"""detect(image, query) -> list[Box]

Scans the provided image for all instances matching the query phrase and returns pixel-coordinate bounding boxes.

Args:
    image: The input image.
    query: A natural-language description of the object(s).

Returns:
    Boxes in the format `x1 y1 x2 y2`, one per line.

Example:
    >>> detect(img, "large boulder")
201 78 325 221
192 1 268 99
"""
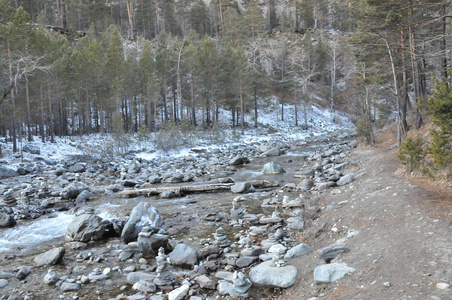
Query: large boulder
121 202 164 244
0 213 16 228
66 214 115 242
60 182 89 199
0 166 18 179
262 162 285 175
314 263 355 283
68 163 85 173
169 244 198 268
34 247 65 266
249 261 297 288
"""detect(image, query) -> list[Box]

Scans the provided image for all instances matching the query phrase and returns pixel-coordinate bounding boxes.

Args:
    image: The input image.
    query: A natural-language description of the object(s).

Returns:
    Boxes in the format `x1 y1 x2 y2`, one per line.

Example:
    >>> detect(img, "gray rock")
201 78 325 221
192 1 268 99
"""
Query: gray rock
0 271 15 279
319 243 350 262
60 282 79 291
229 156 249 165
60 182 89 199
169 244 197 268
285 243 313 259
297 179 314 190
126 272 155 285
261 148 280 157
43 270 59 285
241 247 265 257
66 214 114 242
34 247 65 266
196 275 216 290
23 144 41 154
16 266 31 279
231 182 255 194
75 190 93 202
236 256 258 268
334 162 350 171
123 179 138 187
336 173 355 186
262 162 285 175
168 283 190 300
0 279 8 288
316 181 336 191
249 260 297 288
313 263 355 283
138 233 169 256
215 271 234 282
286 216 304 230
68 163 85 173
0 213 16 228
0 166 18 179
132 280 157 293
295 169 315 177
121 202 164 244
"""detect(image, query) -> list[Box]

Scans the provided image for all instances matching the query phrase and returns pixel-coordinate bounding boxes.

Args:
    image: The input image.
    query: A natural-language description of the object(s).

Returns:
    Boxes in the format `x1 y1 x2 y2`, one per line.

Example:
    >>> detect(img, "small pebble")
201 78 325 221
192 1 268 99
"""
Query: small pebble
383 282 391 287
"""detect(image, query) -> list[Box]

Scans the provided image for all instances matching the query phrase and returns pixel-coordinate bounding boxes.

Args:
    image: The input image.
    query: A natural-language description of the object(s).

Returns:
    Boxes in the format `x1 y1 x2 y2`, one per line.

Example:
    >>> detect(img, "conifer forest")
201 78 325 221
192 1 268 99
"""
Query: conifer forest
0 0 451 172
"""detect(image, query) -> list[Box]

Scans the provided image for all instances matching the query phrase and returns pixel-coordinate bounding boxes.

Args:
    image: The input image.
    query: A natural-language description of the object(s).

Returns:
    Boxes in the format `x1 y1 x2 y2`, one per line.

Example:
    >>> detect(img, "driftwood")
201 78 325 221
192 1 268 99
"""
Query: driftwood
118 183 234 197
118 180 280 198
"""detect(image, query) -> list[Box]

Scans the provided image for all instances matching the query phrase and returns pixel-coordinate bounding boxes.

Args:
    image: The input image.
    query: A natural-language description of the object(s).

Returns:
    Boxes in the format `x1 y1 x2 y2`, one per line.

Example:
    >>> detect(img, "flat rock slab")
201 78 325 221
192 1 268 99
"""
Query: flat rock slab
34 247 65 266
314 263 355 283
285 243 313 259
169 244 197 268
249 260 297 288
319 243 349 262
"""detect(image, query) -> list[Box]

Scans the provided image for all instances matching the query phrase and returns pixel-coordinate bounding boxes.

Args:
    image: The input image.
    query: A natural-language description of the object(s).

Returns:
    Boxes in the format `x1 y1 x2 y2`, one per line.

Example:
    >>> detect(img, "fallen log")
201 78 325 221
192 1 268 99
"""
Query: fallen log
118 183 234 197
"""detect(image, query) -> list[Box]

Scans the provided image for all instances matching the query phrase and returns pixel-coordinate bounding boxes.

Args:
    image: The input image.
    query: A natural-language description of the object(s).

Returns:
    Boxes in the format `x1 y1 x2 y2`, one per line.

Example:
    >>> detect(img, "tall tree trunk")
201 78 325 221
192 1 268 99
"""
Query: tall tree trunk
254 87 258 128
40 84 45 143
400 29 409 134
441 4 448 83
25 76 33 142
47 80 54 142
240 79 244 135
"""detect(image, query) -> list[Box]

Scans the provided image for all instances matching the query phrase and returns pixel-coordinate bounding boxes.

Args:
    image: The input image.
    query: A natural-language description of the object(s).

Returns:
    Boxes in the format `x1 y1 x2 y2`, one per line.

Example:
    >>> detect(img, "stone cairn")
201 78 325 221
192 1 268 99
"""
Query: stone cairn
213 227 231 249
153 247 174 287
272 252 287 268
2 190 17 207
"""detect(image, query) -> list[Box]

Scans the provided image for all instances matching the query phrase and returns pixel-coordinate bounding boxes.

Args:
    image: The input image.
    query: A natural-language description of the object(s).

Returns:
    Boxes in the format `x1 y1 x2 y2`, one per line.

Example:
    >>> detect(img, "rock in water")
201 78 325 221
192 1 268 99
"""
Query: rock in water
66 214 114 242
121 202 164 244
34 247 65 266
169 244 198 268
313 263 355 283
43 270 59 285
262 162 285 175
249 260 297 288
0 213 16 228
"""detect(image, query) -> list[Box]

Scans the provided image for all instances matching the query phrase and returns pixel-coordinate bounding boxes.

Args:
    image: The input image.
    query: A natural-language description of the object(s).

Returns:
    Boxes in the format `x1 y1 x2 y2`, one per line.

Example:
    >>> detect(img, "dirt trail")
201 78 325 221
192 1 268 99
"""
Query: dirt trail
280 135 452 300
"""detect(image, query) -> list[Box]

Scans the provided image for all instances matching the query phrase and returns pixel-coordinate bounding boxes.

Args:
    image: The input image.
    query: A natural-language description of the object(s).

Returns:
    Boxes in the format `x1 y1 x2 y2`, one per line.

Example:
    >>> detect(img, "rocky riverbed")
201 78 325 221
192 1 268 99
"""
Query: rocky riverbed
0 129 362 300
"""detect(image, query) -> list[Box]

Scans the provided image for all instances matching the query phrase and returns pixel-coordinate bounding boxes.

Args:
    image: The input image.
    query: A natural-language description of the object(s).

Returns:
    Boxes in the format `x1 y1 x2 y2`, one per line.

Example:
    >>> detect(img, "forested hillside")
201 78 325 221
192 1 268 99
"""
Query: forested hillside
0 0 451 175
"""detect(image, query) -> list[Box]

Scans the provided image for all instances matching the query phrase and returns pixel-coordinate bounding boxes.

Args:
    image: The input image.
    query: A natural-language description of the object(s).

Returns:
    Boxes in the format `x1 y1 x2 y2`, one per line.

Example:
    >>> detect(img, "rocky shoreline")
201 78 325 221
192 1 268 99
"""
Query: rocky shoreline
0 130 359 299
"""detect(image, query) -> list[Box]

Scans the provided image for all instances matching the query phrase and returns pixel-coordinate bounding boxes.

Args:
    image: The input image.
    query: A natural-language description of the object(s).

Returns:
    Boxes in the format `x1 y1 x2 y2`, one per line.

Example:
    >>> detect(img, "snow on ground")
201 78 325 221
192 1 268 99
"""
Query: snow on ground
0 105 354 167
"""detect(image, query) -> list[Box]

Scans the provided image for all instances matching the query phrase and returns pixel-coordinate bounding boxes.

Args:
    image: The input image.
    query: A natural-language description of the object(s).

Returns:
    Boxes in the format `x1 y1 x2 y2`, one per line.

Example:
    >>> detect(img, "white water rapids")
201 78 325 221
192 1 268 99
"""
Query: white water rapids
0 213 74 252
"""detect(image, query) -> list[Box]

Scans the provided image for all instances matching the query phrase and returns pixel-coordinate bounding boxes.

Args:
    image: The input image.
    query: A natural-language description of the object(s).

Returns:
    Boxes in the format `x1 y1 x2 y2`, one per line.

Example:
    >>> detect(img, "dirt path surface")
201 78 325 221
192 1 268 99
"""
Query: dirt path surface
280 138 452 300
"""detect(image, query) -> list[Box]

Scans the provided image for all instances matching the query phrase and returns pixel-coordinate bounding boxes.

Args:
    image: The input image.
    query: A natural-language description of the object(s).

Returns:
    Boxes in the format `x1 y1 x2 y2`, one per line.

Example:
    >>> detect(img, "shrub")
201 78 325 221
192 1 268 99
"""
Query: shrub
153 121 186 153
425 80 452 172
397 136 425 172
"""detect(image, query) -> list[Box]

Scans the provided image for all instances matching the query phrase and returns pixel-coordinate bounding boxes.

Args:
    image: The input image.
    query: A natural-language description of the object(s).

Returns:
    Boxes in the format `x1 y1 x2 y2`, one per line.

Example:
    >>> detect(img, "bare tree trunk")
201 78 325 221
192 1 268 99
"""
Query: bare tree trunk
25 76 33 142
40 84 45 143
254 88 258 128
240 79 244 135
